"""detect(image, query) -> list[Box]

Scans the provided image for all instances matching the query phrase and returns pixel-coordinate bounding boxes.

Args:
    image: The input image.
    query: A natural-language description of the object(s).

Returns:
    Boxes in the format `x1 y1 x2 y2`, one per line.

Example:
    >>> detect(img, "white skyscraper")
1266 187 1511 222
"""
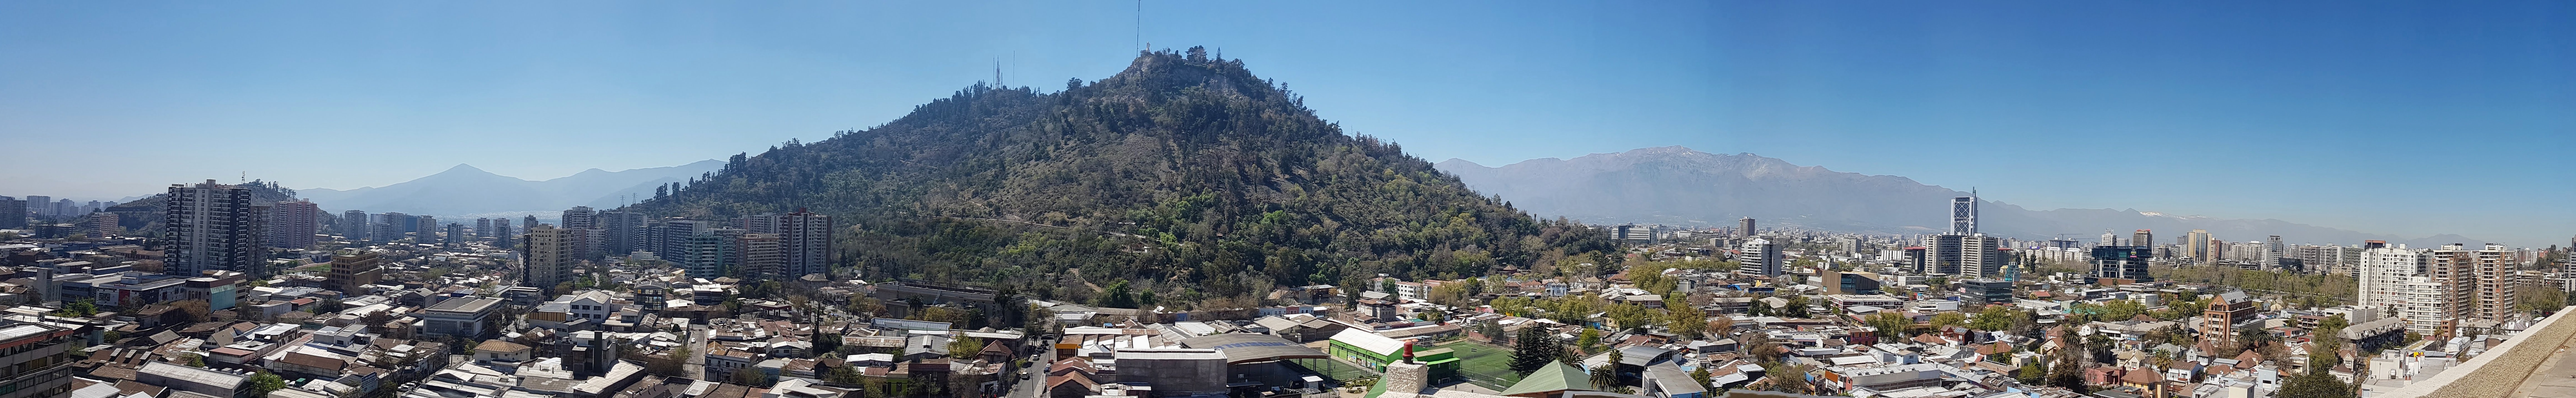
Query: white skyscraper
1949 194 1978 235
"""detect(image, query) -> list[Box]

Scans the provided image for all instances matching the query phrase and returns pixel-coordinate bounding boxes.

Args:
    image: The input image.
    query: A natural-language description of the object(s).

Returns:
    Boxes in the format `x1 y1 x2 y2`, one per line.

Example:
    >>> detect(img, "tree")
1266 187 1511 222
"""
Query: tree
1755 363 1813 394
1776 296 1810 318
730 369 776 387
169 299 213 324
948 337 984 359
1592 350 1622 388
1707 316 1736 336
1865 312 1912 340
1929 312 1969 331
1664 307 1708 339
1508 327 1557 375
1100 280 1138 309
247 372 287 396
2016 360 2046 385
1970 305 2017 331
827 365 866 384
2276 369 2356 398
1576 329 1603 354
54 299 97 317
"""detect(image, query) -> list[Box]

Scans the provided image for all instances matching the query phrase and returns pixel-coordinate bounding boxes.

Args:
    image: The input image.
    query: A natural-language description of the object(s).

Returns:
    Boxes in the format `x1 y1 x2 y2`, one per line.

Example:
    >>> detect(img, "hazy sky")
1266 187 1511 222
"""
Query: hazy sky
4 2 2569 245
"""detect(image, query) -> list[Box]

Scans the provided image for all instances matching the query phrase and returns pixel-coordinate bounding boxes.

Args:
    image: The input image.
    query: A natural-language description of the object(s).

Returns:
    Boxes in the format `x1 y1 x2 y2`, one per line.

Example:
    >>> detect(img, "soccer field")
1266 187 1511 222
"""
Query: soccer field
1439 340 1523 390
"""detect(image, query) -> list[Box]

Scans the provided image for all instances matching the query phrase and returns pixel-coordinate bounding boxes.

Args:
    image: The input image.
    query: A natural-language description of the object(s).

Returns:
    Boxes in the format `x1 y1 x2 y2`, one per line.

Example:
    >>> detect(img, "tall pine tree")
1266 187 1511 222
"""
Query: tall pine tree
1510 327 1557 375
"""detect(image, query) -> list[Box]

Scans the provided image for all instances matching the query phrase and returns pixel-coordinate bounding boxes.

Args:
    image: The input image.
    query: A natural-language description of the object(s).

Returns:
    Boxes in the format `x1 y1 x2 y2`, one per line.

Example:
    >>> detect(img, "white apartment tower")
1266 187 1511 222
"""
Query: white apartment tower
521 224 575 290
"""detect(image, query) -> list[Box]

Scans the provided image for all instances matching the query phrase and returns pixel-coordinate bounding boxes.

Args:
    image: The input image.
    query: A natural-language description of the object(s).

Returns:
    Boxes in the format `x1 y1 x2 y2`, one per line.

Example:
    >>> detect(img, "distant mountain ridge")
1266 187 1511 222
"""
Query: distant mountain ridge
1436 146 2490 247
296 160 722 216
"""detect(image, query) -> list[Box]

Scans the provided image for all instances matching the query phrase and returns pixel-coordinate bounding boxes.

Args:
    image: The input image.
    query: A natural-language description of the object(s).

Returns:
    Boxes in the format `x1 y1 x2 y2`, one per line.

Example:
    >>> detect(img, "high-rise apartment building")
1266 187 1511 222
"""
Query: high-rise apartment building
598 209 647 257
21 196 49 216
678 228 743 278
443 223 466 246
655 220 708 259
521 225 575 290
2358 245 2459 335
266 200 318 249
2183 230 2212 264
2132 230 2153 250
1738 238 1783 277
166 180 264 276
2099 230 2118 247
2295 245 2362 275
415 216 437 241
2265 236 2285 268
561 206 596 230
733 233 783 278
476 218 495 237
341 210 369 241
2436 244 2517 324
0 197 25 229
1737 218 1756 237
522 215 539 235
769 209 834 278
491 218 514 248
371 221 402 243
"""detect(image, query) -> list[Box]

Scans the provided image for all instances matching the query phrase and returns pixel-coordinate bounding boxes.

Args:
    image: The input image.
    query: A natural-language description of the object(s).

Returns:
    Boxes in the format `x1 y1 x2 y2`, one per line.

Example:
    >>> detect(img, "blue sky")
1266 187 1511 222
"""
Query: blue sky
4 1 2569 245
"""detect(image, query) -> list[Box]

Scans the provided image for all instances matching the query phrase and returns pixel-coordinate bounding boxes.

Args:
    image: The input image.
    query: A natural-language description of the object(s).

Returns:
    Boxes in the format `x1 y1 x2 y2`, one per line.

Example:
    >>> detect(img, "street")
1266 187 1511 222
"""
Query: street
1008 337 1056 398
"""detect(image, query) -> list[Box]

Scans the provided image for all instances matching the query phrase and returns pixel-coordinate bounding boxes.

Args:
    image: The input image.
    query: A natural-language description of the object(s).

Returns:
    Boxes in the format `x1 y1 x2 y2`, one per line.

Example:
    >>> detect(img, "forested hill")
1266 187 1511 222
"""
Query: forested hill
632 48 1615 306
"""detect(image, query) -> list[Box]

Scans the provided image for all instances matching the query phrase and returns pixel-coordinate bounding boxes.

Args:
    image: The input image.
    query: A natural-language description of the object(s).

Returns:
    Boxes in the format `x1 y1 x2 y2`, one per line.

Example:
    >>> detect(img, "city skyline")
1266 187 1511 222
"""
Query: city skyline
4 1 2570 245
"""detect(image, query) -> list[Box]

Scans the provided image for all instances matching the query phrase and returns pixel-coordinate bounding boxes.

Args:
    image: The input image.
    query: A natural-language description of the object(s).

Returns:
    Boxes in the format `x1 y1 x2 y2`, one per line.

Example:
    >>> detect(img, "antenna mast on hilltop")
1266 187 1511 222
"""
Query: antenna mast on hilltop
995 58 1003 88
1135 0 1143 50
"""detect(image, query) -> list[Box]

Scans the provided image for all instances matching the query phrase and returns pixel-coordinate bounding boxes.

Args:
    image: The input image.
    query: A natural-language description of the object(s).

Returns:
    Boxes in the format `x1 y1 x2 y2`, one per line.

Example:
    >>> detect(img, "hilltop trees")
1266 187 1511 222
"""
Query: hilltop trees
631 50 1617 308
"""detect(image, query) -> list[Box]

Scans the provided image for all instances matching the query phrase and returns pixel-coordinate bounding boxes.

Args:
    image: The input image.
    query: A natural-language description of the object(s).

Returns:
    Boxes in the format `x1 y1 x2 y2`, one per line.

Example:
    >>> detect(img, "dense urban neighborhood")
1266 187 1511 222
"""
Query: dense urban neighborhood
2 183 2568 398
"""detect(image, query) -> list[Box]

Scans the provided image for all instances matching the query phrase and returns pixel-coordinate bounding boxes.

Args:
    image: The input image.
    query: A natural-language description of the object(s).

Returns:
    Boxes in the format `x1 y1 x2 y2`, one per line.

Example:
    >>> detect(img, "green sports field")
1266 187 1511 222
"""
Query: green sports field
1439 340 1523 390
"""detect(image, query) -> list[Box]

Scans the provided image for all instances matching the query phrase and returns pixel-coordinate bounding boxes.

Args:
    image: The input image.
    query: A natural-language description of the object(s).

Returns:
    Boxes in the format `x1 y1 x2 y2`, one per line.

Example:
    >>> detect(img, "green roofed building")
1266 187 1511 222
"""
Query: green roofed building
1496 360 1596 398
1328 329 1407 369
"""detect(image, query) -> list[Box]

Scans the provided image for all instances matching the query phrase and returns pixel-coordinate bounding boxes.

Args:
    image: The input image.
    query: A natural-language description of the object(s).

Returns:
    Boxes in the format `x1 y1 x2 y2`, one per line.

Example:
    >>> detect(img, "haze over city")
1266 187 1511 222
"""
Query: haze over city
2 5 2573 398
5 2 2570 245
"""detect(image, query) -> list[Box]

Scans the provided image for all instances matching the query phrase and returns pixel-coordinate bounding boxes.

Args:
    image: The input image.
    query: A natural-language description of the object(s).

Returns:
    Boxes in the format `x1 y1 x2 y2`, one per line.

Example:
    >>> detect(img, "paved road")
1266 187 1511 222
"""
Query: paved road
1011 337 1056 398
684 325 709 380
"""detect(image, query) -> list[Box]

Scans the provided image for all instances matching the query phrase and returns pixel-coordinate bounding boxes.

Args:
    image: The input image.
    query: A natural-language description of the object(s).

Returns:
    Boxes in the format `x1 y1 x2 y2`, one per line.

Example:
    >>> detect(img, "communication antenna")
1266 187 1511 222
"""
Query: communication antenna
1135 0 1143 50
995 58 1003 88
240 171 247 184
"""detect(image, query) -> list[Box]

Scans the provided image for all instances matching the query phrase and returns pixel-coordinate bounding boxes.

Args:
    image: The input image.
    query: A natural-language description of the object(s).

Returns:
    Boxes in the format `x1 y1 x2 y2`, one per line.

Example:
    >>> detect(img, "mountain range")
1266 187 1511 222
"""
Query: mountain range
1436 146 2488 247
295 160 723 217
